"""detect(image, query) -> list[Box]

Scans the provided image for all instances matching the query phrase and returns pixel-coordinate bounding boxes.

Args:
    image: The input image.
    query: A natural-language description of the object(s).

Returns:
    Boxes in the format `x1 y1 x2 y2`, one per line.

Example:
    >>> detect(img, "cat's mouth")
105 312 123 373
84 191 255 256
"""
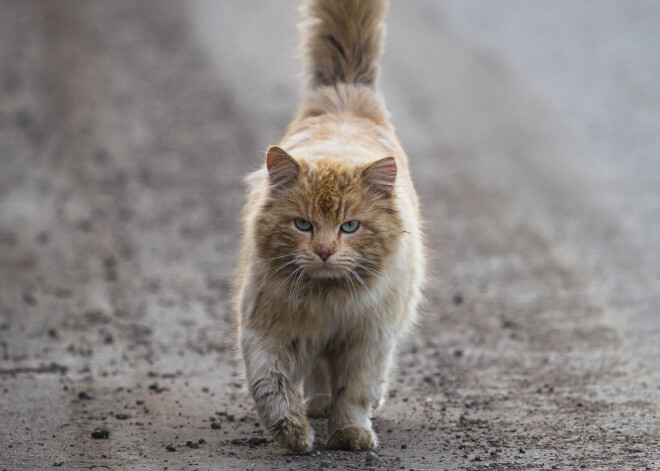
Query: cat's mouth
306 263 346 280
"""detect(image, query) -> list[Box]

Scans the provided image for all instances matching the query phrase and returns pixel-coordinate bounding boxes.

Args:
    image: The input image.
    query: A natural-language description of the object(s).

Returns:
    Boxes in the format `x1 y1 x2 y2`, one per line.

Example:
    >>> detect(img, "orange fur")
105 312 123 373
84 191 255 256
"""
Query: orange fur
236 0 425 452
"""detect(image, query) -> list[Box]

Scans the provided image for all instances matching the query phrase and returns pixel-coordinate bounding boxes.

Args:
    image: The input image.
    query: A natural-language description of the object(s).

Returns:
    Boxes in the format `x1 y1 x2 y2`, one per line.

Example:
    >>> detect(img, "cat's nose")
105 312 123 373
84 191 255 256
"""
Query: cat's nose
315 247 334 262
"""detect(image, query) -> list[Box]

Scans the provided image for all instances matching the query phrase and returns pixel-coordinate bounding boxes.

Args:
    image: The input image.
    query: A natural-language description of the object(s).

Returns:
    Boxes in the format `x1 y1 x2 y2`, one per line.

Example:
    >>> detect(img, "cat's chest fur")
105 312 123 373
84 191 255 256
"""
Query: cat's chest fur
247 261 405 336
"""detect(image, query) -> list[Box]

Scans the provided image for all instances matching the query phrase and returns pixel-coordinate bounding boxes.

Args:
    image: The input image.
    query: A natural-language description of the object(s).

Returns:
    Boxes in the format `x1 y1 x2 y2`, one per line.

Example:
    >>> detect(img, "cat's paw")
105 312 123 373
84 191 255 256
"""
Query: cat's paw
272 416 314 453
326 426 378 450
305 394 331 418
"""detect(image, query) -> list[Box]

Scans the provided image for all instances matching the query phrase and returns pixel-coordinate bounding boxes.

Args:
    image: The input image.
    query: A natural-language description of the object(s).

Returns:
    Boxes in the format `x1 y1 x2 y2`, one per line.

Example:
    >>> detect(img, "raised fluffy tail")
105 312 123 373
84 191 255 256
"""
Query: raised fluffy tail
301 0 388 90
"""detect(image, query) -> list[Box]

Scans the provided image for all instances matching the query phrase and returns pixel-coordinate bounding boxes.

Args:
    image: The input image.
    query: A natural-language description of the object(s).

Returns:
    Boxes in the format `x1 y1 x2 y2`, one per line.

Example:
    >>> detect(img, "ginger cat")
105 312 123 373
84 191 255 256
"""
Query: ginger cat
236 0 425 452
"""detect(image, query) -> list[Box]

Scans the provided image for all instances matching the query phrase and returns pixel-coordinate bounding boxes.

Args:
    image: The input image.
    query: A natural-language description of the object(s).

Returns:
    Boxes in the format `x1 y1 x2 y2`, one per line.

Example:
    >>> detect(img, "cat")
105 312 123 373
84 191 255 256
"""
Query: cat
236 0 425 452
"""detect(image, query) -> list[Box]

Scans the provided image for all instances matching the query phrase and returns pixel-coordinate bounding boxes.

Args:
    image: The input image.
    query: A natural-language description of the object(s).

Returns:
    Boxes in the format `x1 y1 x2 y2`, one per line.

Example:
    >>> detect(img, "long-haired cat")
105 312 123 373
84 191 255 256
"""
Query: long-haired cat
236 0 425 452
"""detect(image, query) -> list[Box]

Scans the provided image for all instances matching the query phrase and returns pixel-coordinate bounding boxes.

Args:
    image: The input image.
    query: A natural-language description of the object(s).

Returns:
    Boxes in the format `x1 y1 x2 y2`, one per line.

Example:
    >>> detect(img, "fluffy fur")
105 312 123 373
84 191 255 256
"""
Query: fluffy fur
236 0 425 452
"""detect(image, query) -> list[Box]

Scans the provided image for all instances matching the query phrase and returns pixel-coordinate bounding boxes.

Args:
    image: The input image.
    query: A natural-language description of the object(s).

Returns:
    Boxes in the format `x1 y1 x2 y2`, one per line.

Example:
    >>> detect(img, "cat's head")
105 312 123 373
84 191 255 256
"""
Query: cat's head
255 146 403 282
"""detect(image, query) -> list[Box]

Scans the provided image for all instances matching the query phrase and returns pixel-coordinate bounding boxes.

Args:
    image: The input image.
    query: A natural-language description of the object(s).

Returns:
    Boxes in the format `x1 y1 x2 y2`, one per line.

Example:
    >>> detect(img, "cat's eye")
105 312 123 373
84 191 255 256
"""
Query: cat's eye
294 218 313 232
340 221 360 233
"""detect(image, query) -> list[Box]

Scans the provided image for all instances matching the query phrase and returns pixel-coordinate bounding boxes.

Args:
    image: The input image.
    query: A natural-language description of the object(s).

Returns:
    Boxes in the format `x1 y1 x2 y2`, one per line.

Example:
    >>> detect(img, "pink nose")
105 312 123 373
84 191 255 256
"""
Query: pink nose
315 248 334 262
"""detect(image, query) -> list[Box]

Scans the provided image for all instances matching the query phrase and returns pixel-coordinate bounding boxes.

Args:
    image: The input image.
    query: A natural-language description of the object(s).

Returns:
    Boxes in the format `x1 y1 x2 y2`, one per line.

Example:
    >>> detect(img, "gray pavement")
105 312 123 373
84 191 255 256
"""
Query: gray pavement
0 1 658 470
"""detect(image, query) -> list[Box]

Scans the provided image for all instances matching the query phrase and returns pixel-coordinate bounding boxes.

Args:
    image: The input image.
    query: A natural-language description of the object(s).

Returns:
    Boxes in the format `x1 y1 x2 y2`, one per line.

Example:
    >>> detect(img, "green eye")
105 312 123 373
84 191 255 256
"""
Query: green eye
340 221 359 233
294 218 312 231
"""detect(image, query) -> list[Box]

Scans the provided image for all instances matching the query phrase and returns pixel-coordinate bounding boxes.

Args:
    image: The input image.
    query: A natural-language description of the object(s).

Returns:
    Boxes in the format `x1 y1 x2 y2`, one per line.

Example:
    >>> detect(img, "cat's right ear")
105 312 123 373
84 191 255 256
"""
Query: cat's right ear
266 146 300 188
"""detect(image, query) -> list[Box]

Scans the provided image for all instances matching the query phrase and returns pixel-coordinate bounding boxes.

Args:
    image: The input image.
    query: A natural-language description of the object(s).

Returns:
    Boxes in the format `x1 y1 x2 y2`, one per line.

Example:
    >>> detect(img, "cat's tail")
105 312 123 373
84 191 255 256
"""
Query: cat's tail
301 0 388 90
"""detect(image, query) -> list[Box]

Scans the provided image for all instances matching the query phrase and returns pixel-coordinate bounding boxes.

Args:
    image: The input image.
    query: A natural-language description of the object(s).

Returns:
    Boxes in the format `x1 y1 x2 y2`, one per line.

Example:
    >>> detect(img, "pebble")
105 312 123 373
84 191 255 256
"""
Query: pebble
78 392 91 400
366 451 378 465
148 382 167 393
248 437 268 446
91 427 110 439
211 422 221 430
165 445 176 452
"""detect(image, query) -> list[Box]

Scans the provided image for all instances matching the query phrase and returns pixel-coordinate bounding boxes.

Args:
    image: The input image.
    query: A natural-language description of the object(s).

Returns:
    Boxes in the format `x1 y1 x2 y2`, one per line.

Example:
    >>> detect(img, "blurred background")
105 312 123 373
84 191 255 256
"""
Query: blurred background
1 1 658 469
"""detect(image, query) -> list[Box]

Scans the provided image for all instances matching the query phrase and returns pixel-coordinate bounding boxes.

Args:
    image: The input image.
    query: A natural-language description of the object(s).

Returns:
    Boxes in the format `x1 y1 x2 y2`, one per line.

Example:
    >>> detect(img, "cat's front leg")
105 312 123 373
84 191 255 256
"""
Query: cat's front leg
326 336 395 451
241 329 314 453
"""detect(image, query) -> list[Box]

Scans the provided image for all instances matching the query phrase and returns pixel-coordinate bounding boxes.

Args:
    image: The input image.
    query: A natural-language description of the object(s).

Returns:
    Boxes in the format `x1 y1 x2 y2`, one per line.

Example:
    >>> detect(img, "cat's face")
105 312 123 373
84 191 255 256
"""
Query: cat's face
255 147 403 283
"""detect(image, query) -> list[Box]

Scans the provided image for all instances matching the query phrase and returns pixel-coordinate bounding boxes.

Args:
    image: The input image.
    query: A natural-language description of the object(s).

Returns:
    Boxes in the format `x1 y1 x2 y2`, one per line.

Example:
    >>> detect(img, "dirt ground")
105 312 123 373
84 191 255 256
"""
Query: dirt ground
0 1 658 470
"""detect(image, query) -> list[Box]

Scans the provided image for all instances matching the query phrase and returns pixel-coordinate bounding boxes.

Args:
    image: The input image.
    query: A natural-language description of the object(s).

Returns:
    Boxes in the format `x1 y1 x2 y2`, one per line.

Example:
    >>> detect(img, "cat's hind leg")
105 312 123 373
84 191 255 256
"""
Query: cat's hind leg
304 356 330 418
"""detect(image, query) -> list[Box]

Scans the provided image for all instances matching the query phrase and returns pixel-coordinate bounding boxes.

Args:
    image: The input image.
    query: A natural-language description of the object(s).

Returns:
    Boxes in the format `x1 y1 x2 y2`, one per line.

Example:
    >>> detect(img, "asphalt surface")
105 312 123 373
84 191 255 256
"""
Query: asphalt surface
1 1 658 470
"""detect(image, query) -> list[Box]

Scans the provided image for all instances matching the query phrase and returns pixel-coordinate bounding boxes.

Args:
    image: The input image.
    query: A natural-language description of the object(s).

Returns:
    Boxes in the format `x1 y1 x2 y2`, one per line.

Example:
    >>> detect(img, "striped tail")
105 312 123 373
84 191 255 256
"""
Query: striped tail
301 0 388 90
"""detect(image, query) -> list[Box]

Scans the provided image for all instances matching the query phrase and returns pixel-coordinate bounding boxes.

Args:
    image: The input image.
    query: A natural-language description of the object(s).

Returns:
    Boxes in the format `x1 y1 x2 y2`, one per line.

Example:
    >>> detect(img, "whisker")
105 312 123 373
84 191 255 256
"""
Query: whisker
345 270 359 305
264 259 297 280
354 262 380 278
260 253 298 263
353 256 408 283
350 268 375 305
257 266 302 314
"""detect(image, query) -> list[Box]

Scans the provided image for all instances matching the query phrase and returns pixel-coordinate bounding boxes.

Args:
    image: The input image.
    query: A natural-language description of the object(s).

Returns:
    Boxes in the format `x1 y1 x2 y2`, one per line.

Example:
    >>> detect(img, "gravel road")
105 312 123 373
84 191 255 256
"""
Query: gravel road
1 1 658 470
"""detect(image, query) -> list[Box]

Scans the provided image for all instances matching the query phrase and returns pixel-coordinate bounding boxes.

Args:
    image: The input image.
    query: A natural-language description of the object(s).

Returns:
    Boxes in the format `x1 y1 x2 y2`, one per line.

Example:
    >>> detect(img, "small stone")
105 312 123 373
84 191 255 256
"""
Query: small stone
519 447 526 454
401 444 408 449
23 292 37 306
198 438 206 444
248 437 268 446
116 413 129 420
148 382 167 393
186 441 199 449
165 445 176 452
366 451 378 464
91 427 110 439
53 461 63 467
78 392 91 400
453 293 463 305
211 422 221 430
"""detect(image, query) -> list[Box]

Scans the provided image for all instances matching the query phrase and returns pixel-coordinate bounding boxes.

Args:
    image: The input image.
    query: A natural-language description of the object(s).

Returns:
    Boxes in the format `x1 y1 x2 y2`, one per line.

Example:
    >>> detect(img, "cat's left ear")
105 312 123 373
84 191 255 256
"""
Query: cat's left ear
362 156 397 198
266 146 300 188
